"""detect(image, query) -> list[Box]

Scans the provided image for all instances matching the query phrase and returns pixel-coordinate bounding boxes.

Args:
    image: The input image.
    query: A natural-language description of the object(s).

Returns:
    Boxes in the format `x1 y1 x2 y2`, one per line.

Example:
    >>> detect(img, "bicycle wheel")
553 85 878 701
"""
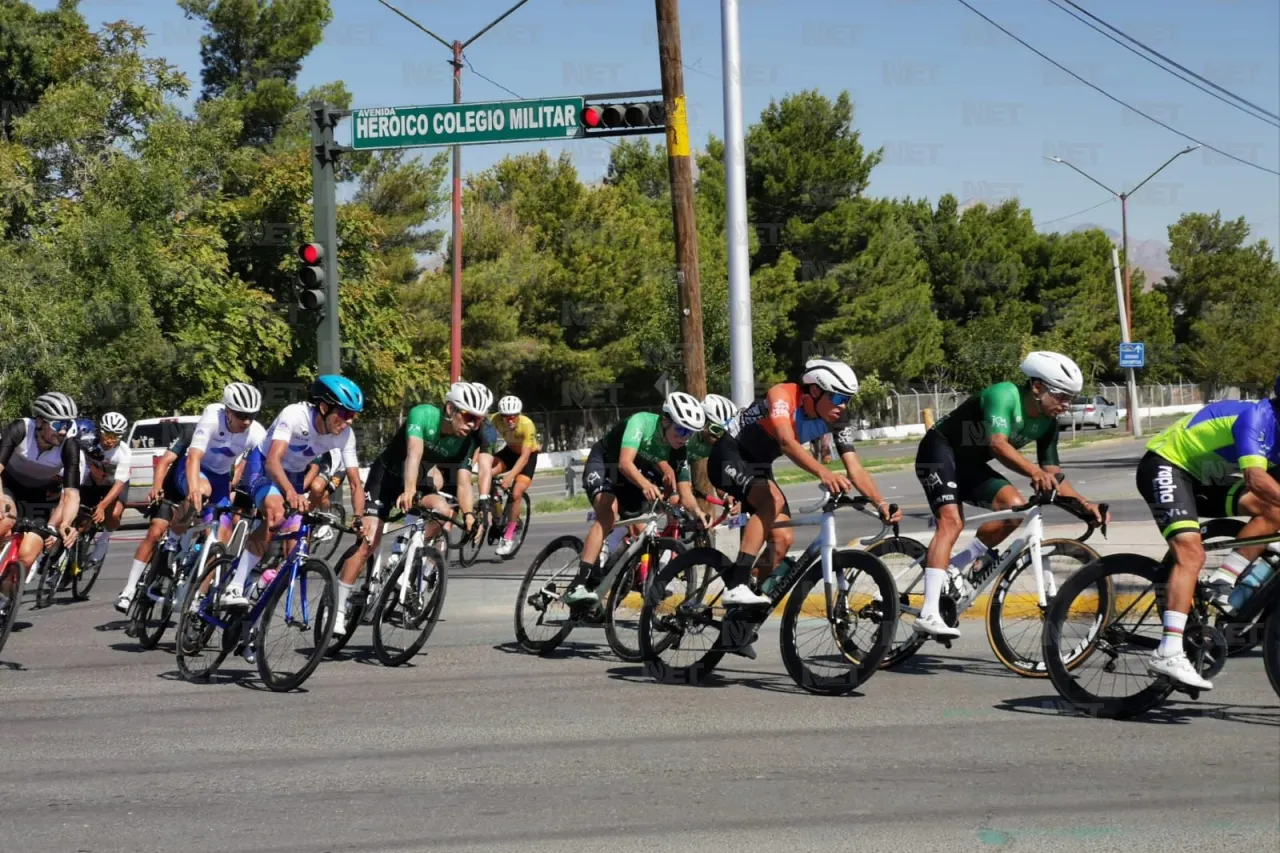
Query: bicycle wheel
865 536 929 669
371 545 447 666
1263 605 1280 699
1042 554 1176 719
0 563 23 657
638 546 730 685
34 545 67 609
780 549 899 695
175 555 238 682
987 538 1105 678
1171 518 1260 656
500 493 533 560
320 560 370 658
71 532 104 600
605 537 687 662
255 558 336 692
514 535 583 654
134 550 176 650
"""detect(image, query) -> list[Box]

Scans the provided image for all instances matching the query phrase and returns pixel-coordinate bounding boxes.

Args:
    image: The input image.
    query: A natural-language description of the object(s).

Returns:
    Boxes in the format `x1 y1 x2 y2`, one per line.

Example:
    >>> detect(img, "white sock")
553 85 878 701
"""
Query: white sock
948 540 988 570
231 549 261 590
919 567 948 620
1157 610 1188 657
90 531 111 563
121 559 148 598
1209 551 1252 586
336 581 354 614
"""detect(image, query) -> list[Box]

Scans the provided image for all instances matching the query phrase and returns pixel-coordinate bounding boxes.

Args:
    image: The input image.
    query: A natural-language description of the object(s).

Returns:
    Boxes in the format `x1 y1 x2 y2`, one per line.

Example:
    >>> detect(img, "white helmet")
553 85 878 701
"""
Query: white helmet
32 391 78 421
662 391 706 432
498 395 522 416
445 381 489 416
801 357 859 396
470 382 494 414
701 393 738 428
1020 351 1083 395
222 382 262 415
99 412 129 436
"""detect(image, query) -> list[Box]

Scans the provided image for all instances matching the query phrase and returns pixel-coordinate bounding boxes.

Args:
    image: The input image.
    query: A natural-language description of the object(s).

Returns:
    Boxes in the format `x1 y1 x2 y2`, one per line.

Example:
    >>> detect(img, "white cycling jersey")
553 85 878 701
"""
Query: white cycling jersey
80 442 132 486
264 402 359 474
186 403 267 475
0 419 81 489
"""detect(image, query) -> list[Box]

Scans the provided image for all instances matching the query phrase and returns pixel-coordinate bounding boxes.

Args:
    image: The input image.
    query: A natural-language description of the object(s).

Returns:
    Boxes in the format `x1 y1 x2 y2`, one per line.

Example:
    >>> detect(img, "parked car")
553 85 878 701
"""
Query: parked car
1058 395 1119 430
123 415 199 510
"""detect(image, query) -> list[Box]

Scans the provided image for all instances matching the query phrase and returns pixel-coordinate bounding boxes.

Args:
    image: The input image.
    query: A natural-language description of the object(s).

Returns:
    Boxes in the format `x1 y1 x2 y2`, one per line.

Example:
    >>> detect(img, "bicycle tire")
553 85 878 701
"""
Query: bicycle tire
605 537 687 662
32 544 63 609
986 538 1105 678
499 493 533 561
321 557 371 658
313 504 347 562
175 555 237 682
865 536 929 669
457 513 484 567
1263 605 1280 699
638 546 729 685
780 549 899 695
0 563 23 657
71 532 104 599
513 534 583 654
371 545 447 666
134 549 175 650
255 558 336 692
1042 554 1175 719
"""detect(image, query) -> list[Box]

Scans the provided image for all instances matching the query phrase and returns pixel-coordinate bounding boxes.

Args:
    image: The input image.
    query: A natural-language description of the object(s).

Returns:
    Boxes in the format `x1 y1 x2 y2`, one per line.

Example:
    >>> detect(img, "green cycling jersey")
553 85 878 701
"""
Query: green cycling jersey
602 411 689 479
932 381 1061 467
377 403 482 473
676 434 714 484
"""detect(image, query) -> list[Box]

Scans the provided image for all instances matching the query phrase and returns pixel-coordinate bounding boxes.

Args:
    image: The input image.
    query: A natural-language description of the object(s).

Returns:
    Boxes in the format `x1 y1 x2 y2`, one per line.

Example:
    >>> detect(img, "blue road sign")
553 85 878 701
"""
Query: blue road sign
1119 342 1145 369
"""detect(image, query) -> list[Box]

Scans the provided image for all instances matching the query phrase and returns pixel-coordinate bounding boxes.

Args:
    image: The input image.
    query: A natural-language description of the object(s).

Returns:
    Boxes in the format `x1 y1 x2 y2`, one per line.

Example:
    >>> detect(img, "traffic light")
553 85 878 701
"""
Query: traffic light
297 242 325 311
581 100 666 137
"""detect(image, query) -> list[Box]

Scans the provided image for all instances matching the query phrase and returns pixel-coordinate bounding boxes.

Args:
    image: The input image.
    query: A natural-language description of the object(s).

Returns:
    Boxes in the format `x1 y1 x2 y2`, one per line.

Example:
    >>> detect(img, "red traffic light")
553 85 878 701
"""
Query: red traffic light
582 106 602 128
298 242 323 265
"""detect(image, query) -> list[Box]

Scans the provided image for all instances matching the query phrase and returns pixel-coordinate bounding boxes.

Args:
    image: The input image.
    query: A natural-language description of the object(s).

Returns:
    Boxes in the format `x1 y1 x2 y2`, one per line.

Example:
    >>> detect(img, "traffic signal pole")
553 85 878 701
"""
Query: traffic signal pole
310 100 342 375
720 0 753 409
655 0 707 402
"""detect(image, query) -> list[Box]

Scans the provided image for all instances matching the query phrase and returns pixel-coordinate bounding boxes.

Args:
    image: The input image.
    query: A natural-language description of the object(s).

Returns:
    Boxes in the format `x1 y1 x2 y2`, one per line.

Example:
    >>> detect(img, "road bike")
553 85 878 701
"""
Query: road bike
125 497 257 649
32 506 108 608
174 508 343 692
321 501 454 666
637 491 900 695
457 478 533 566
867 477 1109 677
1042 517 1280 718
515 499 690 660
0 518 55 656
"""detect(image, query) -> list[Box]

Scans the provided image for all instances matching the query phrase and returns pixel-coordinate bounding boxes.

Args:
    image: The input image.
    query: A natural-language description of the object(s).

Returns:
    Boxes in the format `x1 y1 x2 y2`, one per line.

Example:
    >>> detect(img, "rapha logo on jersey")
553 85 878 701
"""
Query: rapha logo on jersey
1155 465 1176 503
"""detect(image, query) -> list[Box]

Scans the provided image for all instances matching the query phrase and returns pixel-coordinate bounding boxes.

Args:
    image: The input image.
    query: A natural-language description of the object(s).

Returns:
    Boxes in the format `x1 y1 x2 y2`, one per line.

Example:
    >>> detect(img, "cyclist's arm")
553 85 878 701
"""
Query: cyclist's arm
618 446 657 492
676 480 702 517
0 419 24 477
153 448 180 485
838 450 889 509
230 456 246 488
264 438 295 499
184 448 205 494
346 466 366 518
55 439 82 534
1234 405 1280 506
401 436 425 498
983 386 1044 480
772 414 828 478
474 446 493 497
302 462 321 491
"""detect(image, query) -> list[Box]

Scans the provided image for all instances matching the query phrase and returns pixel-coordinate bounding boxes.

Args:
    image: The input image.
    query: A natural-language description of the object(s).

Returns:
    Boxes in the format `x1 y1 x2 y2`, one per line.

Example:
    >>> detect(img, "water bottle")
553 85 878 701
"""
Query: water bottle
760 558 792 596
1227 558 1276 610
248 568 278 605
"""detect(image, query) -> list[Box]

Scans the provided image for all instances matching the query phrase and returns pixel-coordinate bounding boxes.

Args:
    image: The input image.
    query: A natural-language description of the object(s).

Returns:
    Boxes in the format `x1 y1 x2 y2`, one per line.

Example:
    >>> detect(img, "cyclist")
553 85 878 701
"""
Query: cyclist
335 381 488 633
304 448 343 512
711 358 900 607
226 375 366 608
913 351 1108 641
75 412 132 575
0 392 83 585
674 393 740 526
563 391 707 607
1134 386 1280 690
117 382 266 613
490 395 540 557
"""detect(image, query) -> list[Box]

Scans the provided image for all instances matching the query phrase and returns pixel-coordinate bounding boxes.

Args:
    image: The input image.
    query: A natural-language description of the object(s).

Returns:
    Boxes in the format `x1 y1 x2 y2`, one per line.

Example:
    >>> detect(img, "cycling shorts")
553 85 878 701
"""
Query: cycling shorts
914 429 1010 516
1136 450 1248 540
581 441 651 517
708 434 789 517
494 445 538 481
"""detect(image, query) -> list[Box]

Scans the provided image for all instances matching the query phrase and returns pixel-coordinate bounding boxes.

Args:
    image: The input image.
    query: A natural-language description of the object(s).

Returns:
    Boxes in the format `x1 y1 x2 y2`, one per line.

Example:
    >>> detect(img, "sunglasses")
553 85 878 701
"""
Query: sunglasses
455 410 483 425
671 424 695 439
826 392 852 406
50 419 73 433
1047 390 1073 404
227 409 256 422
332 406 358 421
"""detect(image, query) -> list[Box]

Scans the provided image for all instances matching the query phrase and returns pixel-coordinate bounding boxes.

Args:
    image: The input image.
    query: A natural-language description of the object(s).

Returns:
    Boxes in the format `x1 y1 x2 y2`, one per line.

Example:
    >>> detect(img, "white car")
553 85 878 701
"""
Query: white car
123 415 200 510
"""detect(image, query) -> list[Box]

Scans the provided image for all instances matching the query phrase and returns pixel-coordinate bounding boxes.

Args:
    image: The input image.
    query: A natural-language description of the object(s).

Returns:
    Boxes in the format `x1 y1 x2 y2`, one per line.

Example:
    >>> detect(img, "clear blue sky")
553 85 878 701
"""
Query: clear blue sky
43 0 1280 248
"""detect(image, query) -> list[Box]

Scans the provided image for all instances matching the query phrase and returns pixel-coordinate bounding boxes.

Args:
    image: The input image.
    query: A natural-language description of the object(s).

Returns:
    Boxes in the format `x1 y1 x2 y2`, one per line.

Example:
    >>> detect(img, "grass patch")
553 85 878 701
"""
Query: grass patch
532 494 591 514
772 454 916 485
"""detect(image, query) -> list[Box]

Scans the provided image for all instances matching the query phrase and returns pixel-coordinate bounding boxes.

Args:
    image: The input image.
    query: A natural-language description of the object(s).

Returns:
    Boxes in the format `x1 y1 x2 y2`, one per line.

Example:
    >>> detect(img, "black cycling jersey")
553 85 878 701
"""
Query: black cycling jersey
0 418 82 489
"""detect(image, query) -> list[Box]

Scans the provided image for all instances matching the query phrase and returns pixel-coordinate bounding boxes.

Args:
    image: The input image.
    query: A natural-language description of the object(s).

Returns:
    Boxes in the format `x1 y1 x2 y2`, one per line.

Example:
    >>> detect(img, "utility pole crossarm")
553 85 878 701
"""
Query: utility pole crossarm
372 0 452 49
465 0 533 47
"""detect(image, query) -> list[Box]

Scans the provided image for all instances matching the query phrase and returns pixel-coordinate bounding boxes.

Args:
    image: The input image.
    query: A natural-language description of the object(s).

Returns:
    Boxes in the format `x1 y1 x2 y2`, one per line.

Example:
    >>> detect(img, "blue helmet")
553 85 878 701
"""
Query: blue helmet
73 417 97 448
309 374 364 413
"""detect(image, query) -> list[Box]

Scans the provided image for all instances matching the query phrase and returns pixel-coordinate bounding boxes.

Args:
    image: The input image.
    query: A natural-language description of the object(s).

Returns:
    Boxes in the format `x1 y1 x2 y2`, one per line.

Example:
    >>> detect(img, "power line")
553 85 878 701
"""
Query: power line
461 54 524 100
1034 196 1115 228
1054 0 1280 123
949 0 1280 177
1044 0 1278 127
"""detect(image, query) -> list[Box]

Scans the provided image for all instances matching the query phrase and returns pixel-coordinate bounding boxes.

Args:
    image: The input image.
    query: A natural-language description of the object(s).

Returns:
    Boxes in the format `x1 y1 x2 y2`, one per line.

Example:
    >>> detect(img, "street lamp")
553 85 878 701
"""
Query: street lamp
1045 145 1198 337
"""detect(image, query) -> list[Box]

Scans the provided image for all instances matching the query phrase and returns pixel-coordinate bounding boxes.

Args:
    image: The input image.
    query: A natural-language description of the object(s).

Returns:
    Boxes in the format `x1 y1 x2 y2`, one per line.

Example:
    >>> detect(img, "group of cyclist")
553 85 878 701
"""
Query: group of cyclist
4 346 1279 694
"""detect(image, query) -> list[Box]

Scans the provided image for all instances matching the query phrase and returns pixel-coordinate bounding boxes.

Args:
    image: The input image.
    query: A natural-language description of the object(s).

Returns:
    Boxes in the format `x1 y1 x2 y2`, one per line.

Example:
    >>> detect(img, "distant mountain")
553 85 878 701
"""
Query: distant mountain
1068 223 1172 289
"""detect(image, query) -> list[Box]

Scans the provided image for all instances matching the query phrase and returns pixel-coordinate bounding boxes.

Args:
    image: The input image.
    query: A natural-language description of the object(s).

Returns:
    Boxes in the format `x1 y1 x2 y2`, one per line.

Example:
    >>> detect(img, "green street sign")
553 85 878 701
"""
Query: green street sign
351 97 586 150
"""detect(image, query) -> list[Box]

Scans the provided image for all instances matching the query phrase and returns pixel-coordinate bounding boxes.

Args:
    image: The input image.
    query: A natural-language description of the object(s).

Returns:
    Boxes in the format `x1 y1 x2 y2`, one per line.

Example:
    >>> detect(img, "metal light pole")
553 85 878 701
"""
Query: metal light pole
721 0 753 408
375 0 533 383
1045 145 1198 433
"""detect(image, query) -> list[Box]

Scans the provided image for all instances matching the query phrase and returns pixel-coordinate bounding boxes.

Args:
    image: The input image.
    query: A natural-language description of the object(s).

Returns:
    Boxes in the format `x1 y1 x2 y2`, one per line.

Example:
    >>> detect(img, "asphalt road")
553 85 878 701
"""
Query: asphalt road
2 429 1276 853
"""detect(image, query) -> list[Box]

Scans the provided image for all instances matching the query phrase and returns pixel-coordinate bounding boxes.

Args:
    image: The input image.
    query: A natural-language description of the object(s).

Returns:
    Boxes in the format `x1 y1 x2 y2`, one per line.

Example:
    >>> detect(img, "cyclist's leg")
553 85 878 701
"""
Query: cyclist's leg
1204 477 1280 590
335 462 395 627
16 491 57 579
709 436 781 605
224 474 288 605
1135 451 1212 688
914 430 970 637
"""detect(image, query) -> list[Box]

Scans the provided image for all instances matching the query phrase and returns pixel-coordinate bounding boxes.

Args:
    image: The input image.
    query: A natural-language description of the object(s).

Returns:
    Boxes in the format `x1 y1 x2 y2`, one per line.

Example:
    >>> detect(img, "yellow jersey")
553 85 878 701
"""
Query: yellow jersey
491 413 541 453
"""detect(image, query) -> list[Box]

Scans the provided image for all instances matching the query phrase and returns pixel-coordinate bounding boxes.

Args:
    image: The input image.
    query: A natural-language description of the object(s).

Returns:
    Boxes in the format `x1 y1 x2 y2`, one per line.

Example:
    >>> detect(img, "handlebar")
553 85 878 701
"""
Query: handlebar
787 489 900 546
1007 473 1109 542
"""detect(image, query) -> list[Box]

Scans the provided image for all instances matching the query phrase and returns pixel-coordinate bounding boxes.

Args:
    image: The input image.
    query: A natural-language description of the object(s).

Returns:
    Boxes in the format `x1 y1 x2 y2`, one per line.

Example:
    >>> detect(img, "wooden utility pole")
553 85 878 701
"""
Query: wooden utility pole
655 0 707 402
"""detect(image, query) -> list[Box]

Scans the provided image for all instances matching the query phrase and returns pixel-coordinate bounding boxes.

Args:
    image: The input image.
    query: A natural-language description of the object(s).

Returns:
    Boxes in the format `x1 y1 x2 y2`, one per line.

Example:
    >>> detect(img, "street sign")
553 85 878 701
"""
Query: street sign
1119 342 1145 369
351 97 586 151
